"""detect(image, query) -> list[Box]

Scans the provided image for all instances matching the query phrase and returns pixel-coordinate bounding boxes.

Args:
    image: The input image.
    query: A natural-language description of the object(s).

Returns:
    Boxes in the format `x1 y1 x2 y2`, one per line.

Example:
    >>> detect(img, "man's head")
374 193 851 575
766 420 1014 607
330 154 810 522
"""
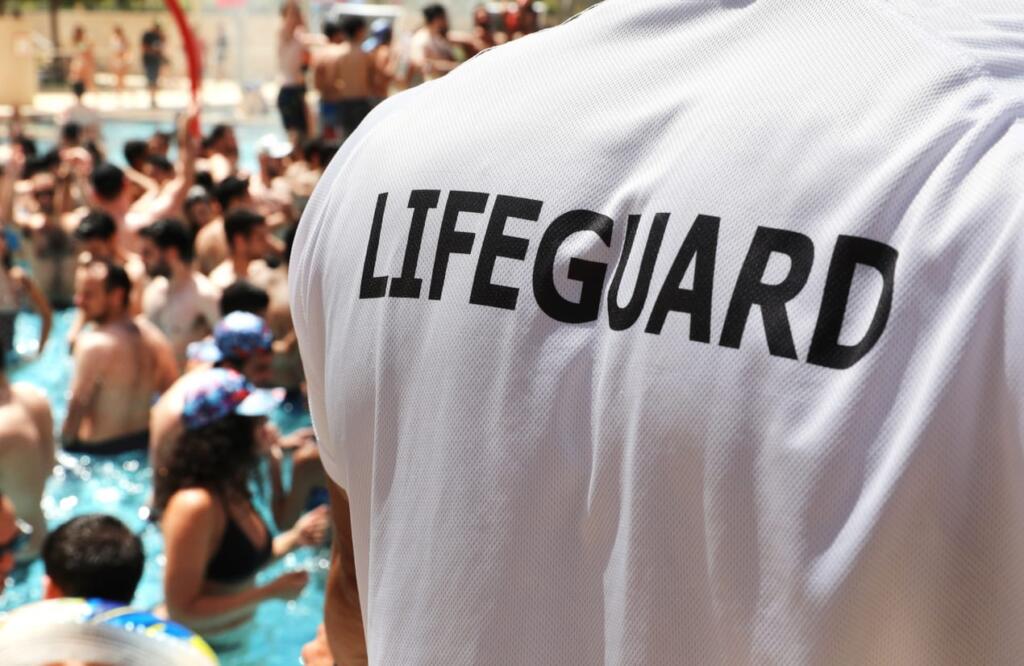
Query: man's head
214 175 252 213
423 4 448 34
205 124 238 159
474 4 490 29
184 185 218 230
224 209 269 262
145 154 175 185
89 163 129 211
257 135 292 180
71 80 86 100
30 172 57 215
138 218 193 278
73 210 118 260
148 131 172 157
0 493 24 594
41 514 144 605
60 122 82 148
220 280 270 319
342 16 368 42
74 260 131 324
123 140 149 172
324 20 344 43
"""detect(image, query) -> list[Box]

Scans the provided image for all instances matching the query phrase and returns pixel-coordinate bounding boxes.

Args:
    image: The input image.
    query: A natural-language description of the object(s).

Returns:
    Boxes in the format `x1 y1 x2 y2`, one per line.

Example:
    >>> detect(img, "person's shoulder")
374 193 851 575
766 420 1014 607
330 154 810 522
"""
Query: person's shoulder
191 271 221 298
10 382 49 414
164 487 221 522
75 328 117 354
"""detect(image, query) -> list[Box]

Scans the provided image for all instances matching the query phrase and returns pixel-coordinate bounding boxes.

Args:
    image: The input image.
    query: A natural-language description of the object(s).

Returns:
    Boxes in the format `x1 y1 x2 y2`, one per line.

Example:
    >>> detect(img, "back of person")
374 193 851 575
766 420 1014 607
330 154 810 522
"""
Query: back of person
291 1 1024 663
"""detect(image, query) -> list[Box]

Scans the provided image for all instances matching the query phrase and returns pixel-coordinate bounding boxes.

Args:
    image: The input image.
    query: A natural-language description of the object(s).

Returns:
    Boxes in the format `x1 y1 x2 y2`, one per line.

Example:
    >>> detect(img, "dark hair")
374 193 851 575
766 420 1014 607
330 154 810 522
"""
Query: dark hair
139 218 194 263
154 413 260 513
220 280 270 317
42 515 144 604
74 210 117 241
206 124 233 146
318 140 341 167
214 175 249 211
146 154 174 174
16 135 37 159
24 150 60 179
90 163 126 202
71 81 86 98
323 21 342 39
224 209 265 247
341 16 366 39
423 4 446 23
151 130 173 147
123 140 149 170
300 137 323 163
91 260 131 307
284 224 297 265
194 171 215 193
61 122 82 146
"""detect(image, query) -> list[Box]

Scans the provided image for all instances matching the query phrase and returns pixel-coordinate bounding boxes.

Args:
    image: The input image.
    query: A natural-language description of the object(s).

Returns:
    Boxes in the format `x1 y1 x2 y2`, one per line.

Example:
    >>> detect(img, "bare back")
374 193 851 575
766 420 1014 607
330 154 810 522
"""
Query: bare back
70 316 176 444
0 382 54 559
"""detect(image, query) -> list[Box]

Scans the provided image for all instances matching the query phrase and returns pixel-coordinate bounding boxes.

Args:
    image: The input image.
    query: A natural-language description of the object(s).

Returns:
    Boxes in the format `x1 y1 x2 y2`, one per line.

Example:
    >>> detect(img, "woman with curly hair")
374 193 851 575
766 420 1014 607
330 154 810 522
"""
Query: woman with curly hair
155 368 327 644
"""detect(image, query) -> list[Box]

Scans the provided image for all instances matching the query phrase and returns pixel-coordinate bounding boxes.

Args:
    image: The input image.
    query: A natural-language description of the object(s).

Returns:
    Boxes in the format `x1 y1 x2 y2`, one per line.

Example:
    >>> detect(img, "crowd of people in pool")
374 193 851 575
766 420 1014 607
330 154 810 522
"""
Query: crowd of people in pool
0 1 545 662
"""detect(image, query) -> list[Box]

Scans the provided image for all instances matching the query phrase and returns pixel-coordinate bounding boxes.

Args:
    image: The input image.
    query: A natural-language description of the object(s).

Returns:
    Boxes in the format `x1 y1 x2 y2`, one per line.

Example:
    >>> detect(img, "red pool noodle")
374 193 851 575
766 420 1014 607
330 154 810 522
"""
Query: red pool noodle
164 0 203 136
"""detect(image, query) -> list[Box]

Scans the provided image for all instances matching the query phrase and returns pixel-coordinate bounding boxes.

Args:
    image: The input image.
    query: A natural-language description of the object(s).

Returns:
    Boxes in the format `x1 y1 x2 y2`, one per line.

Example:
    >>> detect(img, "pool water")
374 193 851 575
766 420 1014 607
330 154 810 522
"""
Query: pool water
0 310 328 665
24 114 285 175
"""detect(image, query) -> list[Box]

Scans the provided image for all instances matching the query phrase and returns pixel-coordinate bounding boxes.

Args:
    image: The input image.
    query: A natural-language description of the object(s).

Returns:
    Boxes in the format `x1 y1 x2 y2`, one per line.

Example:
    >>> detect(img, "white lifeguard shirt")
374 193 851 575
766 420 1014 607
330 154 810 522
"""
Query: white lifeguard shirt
291 1 1024 663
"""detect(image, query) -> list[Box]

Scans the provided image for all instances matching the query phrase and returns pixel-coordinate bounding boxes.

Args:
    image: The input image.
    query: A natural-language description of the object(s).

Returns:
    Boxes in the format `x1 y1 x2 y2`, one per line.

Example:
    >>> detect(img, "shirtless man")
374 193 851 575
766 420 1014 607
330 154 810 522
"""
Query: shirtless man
150 311 321 528
195 175 252 275
139 218 221 366
89 108 197 245
208 209 272 291
63 260 178 455
14 169 78 308
408 4 458 84
0 353 54 561
314 18 374 139
73 210 147 310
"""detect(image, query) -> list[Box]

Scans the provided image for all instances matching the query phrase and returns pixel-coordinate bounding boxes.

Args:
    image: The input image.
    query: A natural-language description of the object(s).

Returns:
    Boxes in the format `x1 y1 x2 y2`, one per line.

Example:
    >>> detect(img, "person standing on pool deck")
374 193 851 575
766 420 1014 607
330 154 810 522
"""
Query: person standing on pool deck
277 1 313 143
64 260 178 455
141 23 166 109
291 1 1024 663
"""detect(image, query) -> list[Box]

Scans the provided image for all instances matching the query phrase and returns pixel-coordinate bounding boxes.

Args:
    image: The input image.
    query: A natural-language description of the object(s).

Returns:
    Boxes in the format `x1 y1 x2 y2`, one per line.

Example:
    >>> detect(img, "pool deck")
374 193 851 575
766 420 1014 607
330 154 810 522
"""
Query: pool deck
5 73 284 124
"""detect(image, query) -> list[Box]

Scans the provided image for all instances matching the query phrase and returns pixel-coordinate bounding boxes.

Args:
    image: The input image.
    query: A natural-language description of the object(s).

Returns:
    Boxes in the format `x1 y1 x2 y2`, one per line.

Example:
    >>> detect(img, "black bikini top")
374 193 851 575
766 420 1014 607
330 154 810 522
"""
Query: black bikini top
205 508 273 584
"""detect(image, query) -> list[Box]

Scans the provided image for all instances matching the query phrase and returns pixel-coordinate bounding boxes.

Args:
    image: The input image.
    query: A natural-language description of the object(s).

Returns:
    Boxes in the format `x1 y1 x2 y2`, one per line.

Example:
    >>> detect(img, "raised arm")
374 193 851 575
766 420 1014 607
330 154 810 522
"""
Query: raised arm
15 267 51 355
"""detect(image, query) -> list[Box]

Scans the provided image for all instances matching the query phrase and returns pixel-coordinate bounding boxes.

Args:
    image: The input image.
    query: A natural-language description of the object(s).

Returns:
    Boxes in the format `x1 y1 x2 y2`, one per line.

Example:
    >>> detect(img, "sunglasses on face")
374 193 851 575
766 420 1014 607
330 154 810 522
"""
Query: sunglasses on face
0 519 32 559
33 189 55 198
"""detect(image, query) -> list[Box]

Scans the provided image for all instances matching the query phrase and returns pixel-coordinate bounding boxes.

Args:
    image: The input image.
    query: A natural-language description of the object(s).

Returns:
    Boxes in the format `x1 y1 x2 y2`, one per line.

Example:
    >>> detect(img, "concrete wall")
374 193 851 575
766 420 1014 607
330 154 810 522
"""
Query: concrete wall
0 17 38 105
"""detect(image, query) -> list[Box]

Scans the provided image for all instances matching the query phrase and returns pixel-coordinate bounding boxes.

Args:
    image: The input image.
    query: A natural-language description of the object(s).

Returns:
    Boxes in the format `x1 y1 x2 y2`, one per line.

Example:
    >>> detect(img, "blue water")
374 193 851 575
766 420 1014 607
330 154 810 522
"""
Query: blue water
0 311 328 665
24 114 284 175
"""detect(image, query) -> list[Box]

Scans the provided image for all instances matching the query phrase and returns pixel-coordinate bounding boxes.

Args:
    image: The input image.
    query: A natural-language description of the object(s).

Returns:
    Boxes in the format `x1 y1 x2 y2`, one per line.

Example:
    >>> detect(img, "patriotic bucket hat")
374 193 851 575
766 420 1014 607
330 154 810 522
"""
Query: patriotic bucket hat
181 368 284 431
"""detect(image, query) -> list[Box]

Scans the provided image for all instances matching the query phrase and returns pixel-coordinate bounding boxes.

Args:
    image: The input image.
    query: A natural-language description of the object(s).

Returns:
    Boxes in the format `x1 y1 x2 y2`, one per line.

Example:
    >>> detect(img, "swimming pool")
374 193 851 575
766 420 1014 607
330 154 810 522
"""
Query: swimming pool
0 310 328 665
24 114 285 175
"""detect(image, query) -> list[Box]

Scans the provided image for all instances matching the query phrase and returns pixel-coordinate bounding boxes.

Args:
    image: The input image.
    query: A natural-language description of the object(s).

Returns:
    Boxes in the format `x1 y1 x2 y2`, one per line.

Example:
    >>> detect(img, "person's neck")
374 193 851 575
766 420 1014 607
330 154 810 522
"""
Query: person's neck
96 308 131 327
168 260 193 287
232 254 250 278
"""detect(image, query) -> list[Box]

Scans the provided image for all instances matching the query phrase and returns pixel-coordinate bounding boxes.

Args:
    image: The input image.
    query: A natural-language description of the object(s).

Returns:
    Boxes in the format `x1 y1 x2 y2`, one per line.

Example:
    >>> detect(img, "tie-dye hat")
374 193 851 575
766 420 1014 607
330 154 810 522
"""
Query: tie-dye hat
181 368 284 431
187 311 274 364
